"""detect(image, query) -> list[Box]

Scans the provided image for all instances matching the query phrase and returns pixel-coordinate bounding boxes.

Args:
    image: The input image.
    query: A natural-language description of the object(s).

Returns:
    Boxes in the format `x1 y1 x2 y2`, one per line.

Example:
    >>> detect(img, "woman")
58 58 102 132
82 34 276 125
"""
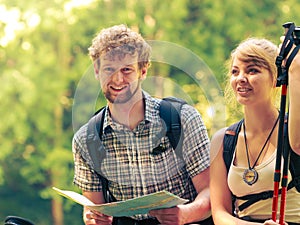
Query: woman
210 37 300 225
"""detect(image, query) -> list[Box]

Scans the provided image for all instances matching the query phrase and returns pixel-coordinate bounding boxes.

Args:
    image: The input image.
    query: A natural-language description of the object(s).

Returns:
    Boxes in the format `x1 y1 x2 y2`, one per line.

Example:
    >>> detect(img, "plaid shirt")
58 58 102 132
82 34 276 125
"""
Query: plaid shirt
72 92 210 219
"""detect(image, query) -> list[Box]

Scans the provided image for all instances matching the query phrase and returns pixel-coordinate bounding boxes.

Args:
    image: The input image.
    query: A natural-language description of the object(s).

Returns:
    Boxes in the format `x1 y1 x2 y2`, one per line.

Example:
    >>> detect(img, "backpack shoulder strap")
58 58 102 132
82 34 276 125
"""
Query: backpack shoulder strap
86 107 106 175
159 97 187 160
223 119 244 172
222 119 243 214
86 107 116 203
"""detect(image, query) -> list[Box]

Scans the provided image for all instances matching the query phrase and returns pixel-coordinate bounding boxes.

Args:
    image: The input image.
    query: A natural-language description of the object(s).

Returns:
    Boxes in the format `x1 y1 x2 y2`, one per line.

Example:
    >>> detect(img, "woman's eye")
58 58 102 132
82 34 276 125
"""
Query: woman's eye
248 68 259 74
231 69 239 76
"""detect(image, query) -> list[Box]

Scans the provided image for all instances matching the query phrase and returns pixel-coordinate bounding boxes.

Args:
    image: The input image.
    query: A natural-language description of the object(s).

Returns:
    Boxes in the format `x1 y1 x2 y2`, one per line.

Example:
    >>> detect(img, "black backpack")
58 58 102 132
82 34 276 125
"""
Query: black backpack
85 97 186 202
223 118 300 212
85 97 215 225
4 216 35 225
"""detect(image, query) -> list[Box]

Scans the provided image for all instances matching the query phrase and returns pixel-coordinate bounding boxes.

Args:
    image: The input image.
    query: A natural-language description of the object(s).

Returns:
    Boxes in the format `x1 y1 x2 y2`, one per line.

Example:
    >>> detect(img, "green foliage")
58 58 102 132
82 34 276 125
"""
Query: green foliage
1 0 300 224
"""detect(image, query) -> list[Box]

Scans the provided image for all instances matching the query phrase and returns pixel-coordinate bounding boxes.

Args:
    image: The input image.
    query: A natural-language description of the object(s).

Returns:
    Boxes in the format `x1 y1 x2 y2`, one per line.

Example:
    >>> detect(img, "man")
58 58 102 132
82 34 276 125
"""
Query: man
72 24 211 225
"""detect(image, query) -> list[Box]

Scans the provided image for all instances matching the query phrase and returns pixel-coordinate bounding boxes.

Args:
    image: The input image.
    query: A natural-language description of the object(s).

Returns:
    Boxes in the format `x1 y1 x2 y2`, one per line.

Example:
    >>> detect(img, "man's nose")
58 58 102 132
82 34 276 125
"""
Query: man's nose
111 70 124 83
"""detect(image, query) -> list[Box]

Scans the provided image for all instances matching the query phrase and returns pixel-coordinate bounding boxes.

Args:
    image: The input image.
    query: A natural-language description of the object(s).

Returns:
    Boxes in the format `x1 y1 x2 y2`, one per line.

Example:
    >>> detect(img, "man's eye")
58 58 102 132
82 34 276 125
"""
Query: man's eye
103 67 114 74
122 67 133 73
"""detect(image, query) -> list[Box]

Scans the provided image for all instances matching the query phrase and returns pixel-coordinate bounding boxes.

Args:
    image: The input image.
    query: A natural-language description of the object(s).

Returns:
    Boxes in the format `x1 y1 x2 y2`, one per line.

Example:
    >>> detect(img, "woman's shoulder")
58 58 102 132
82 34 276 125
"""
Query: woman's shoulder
211 120 243 153
211 127 228 143
210 127 228 162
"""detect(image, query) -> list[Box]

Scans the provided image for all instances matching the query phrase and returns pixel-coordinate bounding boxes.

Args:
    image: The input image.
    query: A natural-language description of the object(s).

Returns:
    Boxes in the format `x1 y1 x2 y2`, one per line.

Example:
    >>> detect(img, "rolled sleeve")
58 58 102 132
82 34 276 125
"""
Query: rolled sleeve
181 104 210 177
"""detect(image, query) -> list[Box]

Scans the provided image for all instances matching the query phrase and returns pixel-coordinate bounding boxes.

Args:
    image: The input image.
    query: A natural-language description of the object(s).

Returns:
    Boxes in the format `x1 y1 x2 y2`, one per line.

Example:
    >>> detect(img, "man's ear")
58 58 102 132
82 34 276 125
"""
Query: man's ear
140 67 148 80
93 60 100 79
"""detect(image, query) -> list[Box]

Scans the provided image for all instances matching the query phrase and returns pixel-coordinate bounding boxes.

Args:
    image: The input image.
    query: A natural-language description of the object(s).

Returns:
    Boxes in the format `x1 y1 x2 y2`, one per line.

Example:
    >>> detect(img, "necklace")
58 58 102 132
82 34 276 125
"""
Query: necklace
242 115 279 185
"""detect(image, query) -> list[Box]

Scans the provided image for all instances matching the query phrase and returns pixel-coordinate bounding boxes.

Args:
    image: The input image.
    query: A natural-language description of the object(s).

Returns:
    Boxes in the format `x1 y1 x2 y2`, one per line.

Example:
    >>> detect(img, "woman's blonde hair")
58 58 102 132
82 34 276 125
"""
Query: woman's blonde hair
224 38 279 108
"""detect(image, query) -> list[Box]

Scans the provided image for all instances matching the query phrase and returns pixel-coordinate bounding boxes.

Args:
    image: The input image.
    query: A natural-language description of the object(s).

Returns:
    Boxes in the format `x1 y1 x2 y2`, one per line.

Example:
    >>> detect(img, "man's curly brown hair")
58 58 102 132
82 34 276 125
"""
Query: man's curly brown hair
88 24 151 70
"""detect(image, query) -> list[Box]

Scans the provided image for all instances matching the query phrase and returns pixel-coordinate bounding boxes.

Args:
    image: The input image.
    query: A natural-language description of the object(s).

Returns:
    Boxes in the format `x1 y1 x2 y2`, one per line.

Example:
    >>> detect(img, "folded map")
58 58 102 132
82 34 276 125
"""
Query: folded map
52 187 188 217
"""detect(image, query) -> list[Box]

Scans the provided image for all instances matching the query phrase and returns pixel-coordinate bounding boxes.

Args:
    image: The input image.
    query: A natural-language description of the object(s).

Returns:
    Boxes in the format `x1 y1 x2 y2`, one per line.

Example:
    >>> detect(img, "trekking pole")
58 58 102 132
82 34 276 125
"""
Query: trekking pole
271 71 288 223
279 118 291 225
272 22 300 224
271 22 294 223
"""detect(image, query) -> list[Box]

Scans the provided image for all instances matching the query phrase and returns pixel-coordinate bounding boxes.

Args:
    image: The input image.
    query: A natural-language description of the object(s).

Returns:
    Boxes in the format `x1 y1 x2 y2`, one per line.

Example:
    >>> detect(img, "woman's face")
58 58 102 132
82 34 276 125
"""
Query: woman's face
230 57 275 107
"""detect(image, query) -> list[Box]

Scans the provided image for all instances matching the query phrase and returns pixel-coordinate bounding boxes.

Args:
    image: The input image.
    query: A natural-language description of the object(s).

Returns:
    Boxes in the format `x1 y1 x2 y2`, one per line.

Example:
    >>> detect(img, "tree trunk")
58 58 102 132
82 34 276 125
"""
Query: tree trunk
52 198 64 225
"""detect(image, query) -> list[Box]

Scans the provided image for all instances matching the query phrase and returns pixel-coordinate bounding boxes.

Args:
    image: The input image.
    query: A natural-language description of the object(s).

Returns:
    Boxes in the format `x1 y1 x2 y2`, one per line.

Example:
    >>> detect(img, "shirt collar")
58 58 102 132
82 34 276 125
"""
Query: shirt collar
102 91 159 132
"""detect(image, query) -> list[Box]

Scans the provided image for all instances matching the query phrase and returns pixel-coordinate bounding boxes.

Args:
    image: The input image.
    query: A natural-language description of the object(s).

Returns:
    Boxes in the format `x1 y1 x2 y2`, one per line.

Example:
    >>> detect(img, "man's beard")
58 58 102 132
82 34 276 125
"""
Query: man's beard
105 80 141 104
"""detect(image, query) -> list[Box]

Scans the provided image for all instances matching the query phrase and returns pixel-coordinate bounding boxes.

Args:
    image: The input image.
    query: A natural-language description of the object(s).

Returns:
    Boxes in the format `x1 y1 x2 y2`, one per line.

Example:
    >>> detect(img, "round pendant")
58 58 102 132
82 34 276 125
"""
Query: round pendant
243 168 258 185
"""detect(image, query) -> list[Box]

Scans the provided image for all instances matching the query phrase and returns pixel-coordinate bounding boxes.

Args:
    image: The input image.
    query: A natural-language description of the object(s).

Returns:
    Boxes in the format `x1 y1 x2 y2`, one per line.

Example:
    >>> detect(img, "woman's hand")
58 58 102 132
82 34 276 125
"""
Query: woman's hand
263 219 288 225
279 35 300 74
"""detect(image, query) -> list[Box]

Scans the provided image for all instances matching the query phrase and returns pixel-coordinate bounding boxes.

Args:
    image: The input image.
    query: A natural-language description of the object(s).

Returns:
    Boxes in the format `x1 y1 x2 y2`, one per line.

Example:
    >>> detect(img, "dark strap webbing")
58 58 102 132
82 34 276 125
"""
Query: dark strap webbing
223 119 243 172
223 115 300 212
86 107 116 202
86 107 106 174
159 97 186 160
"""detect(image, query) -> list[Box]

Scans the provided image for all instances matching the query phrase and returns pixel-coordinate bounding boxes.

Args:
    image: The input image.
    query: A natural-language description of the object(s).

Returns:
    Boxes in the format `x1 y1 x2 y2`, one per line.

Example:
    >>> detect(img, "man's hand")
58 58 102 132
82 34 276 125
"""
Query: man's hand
149 205 187 225
84 209 113 225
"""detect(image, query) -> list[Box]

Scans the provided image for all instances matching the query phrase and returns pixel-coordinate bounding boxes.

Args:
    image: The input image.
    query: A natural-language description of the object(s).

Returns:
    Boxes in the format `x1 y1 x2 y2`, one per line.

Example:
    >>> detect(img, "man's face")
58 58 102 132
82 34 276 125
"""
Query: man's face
96 54 146 104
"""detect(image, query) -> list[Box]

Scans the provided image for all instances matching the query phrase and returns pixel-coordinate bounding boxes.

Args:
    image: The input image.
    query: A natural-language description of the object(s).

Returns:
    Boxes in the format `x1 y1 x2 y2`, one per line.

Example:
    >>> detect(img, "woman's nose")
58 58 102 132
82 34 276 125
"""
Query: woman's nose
237 72 247 82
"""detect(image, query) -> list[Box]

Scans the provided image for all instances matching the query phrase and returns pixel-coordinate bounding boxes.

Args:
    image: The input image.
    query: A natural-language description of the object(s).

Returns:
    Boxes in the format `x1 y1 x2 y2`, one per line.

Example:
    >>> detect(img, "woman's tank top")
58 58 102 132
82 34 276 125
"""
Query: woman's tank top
228 150 300 222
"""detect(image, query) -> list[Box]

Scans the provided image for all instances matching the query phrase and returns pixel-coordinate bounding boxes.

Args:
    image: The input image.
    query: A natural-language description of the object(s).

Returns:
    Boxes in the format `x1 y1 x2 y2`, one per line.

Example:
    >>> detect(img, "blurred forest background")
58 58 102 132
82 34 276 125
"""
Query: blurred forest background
1 0 299 224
